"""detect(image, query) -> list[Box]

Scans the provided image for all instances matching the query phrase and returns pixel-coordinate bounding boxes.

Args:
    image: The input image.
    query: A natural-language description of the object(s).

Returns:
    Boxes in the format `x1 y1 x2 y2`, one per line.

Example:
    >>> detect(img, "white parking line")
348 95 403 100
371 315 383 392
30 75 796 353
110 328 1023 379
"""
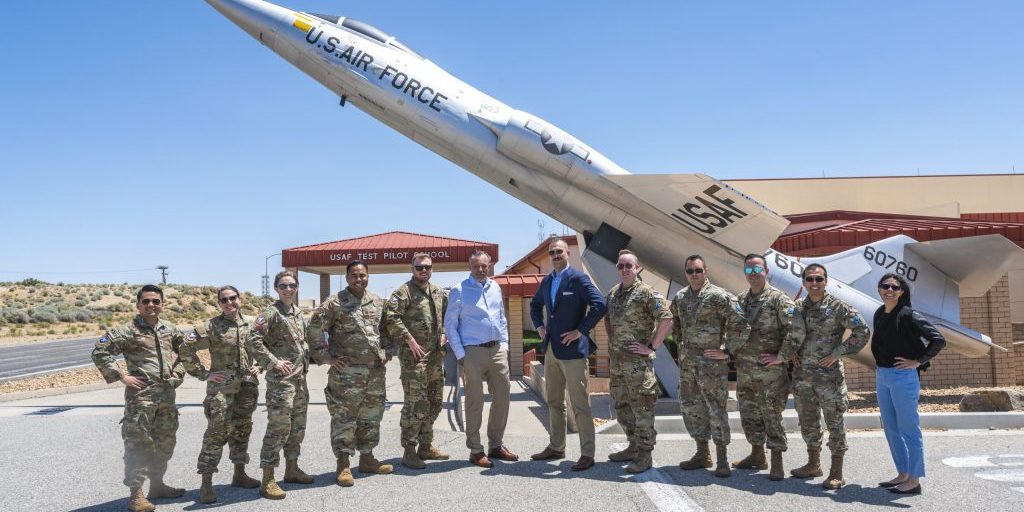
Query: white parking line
609 443 705 512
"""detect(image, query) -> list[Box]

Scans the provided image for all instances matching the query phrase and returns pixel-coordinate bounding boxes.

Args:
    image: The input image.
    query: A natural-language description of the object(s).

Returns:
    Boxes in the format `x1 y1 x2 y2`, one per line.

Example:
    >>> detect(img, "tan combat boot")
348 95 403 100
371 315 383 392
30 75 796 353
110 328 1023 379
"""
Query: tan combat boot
336 455 355 487
199 473 216 504
403 444 427 469
626 450 652 474
283 458 314 484
148 477 185 499
417 443 451 460
609 441 638 462
231 464 260 488
768 450 785 481
128 486 155 512
358 453 394 474
732 443 767 470
714 444 732 478
679 440 713 470
790 447 823 478
822 452 845 490
260 468 286 500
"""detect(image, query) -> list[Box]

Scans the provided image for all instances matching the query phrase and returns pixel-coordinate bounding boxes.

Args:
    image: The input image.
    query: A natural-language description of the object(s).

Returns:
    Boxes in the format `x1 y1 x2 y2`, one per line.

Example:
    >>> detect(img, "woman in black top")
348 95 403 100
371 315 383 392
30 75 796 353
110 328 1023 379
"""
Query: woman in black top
871 272 945 495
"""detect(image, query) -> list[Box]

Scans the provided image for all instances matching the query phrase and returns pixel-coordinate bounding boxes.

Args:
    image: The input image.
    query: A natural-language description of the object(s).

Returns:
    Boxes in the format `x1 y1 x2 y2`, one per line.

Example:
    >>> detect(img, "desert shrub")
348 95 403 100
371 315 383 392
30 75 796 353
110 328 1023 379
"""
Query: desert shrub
18 278 47 286
1 308 31 324
75 299 88 307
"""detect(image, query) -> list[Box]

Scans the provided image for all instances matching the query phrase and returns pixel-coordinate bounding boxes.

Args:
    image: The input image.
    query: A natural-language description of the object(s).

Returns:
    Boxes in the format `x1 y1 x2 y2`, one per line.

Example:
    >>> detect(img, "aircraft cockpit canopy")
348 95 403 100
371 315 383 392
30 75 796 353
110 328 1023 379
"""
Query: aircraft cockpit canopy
307 13 423 59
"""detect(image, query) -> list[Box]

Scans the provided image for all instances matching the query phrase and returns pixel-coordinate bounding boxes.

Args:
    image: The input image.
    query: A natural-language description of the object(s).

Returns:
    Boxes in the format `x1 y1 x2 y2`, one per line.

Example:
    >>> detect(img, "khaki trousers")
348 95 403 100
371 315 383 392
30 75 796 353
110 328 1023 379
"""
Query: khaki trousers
544 354 595 457
462 343 511 454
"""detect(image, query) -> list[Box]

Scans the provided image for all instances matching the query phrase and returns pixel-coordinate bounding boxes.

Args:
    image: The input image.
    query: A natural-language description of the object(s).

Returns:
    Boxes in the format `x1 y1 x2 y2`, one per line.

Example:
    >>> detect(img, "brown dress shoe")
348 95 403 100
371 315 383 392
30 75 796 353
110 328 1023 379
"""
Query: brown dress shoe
530 447 566 461
470 452 494 468
488 446 520 462
571 456 595 471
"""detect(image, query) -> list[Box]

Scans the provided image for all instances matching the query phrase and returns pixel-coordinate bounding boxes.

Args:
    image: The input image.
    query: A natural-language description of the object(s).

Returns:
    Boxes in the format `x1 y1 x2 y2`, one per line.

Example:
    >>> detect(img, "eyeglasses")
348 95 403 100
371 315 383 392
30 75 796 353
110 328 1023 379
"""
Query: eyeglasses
743 265 765 275
616 263 636 270
414 265 433 271
277 283 298 290
547 249 565 256
139 298 162 306
804 276 825 283
685 268 705 275
219 295 239 304
879 284 902 291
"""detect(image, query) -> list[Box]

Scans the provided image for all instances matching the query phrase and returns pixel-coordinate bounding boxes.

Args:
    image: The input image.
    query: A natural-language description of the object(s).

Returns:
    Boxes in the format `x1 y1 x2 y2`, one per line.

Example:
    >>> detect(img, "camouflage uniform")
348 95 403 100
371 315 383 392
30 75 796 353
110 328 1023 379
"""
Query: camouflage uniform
606 280 672 451
671 281 750 445
179 314 260 474
382 280 447 448
92 315 186 488
735 284 799 452
308 288 392 458
791 293 869 453
247 300 309 469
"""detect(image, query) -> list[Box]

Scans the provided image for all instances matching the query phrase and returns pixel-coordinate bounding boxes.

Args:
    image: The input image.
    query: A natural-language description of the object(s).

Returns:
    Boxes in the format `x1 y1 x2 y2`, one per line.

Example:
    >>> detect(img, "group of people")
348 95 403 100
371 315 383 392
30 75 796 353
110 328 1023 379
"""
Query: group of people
91 241 944 512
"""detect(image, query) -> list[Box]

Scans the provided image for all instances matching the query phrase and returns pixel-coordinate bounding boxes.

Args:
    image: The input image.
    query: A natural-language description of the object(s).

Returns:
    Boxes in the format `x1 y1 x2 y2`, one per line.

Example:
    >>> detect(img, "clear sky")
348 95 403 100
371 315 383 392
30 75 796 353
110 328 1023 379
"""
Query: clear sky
1 0 1021 299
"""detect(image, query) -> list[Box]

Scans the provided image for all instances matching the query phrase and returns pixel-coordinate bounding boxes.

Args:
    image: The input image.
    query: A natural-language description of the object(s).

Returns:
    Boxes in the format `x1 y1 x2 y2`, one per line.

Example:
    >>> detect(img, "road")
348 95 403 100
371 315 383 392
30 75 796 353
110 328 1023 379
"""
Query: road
0 336 100 381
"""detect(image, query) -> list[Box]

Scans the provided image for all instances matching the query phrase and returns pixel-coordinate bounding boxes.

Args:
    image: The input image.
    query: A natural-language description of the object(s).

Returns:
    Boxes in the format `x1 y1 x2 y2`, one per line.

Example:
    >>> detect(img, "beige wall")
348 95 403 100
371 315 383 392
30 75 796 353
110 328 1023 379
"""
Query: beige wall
724 174 1024 217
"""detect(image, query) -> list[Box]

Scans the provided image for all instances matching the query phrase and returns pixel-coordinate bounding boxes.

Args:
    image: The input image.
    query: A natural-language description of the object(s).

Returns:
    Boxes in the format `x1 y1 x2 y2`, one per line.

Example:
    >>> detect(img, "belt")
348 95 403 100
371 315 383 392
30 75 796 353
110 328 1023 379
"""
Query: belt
468 340 498 348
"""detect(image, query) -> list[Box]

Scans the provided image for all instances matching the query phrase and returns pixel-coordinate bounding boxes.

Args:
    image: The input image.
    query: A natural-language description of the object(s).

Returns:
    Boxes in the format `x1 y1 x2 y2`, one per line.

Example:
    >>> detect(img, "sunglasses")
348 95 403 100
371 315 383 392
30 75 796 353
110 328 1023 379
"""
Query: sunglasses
219 295 240 304
804 276 825 283
139 298 162 306
277 283 298 290
547 249 565 256
685 268 705 275
414 264 433 271
879 284 902 291
743 265 765 275
616 263 636 270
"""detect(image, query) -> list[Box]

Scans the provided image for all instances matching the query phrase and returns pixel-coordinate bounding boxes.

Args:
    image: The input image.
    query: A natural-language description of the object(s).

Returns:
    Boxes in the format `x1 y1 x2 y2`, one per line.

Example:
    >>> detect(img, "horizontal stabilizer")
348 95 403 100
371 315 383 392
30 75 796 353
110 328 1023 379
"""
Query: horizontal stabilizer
605 174 789 258
906 235 1024 296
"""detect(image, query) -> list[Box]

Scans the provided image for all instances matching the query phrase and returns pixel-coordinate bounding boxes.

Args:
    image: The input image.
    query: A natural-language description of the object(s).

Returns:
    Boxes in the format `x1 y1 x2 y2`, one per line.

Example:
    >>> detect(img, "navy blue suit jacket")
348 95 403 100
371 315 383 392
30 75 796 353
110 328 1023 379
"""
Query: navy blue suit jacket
529 266 607 360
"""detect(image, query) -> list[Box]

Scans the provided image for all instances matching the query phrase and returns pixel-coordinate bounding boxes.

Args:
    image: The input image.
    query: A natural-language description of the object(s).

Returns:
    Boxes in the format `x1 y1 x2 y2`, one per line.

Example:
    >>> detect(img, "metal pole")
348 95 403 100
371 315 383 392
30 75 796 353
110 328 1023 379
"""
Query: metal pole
157 265 168 285
264 253 281 297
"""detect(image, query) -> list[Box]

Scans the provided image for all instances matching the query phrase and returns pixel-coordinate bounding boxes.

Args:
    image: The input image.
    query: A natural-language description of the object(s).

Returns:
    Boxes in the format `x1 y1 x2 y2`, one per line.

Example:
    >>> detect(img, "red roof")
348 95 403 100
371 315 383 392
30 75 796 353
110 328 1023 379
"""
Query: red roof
491 274 545 299
773 211 1024 256
282 231 498 268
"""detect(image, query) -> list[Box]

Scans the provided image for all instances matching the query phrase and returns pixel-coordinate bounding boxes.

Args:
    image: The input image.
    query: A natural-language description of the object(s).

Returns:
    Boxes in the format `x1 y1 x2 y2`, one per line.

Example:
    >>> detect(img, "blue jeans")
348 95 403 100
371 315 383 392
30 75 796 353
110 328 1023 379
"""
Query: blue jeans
876 367 925 478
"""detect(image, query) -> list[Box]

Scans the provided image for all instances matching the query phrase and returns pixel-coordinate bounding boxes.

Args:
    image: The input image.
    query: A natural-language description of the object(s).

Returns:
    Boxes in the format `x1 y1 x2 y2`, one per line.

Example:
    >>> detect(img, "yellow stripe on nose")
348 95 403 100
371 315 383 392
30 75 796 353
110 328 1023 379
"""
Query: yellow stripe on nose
293 19 312 32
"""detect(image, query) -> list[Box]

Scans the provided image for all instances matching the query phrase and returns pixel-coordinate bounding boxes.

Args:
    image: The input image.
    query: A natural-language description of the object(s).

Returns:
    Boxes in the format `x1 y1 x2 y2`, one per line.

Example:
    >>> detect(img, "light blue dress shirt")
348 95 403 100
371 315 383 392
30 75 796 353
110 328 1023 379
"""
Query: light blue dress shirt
549 268 564 308
444 276 509 360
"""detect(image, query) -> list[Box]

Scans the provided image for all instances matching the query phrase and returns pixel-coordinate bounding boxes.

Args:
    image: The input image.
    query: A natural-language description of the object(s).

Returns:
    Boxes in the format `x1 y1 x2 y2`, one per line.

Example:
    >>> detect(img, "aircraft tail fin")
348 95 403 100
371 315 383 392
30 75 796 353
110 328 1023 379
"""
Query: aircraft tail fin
805 234 1024 324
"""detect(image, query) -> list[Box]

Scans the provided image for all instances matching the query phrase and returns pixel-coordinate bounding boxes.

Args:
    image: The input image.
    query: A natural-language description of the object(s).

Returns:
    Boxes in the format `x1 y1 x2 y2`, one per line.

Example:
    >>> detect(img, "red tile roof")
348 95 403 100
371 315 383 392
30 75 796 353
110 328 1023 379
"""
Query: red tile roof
491 274 545 299
282 231 498 268
773 212 1024 256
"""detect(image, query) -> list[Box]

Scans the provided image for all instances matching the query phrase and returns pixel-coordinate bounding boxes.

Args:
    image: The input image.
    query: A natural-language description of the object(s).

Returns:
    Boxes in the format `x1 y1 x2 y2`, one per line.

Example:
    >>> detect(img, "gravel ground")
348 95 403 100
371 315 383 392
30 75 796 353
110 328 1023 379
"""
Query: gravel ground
848 386 1024 413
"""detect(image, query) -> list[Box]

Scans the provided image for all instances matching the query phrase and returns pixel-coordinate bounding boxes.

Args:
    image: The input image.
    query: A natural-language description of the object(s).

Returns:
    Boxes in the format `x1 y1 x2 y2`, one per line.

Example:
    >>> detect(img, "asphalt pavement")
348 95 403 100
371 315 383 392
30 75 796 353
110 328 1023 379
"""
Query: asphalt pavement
0 361 1021 511
0 336 100 381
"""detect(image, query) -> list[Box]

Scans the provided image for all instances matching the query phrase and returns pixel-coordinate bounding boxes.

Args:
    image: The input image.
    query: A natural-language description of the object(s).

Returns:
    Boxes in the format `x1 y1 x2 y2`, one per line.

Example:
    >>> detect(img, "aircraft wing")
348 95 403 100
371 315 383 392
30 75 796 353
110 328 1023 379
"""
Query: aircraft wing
604 174 789 258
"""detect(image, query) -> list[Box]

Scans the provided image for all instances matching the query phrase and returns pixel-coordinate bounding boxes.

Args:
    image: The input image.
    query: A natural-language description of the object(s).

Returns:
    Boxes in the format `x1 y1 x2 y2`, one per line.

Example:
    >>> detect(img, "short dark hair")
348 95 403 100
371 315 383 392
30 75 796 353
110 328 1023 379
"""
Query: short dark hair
217 285 239 298
684 254 705 268
346 260 368 274
411 253 432 265
878 273 912 308
273 270 298 288
802 263 828 280
136 284 163 302
470 250 492 263
744 253 767 266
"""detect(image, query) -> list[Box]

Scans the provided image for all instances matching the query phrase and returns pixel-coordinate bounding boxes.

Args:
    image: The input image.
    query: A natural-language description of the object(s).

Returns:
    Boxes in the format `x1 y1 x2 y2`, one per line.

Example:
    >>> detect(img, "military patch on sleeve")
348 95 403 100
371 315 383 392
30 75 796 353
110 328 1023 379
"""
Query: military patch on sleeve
187 331 197 341
734 303 744 315
653 292 665 300
255 315 266 331
390 296 399 304
786 306 796 317
850 315 862 326
97 334 110 345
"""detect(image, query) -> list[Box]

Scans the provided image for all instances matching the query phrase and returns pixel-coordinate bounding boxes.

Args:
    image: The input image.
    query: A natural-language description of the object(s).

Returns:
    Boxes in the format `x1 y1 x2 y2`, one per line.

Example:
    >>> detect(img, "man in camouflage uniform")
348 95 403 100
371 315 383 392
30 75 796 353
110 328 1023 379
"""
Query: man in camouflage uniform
308 260 394 488
91 285 186 512
777 263 869 489
604 250 672 473
382 254 450 470
732 254 800 481
247 271 313 500
672 255 750 478
179 286 262 504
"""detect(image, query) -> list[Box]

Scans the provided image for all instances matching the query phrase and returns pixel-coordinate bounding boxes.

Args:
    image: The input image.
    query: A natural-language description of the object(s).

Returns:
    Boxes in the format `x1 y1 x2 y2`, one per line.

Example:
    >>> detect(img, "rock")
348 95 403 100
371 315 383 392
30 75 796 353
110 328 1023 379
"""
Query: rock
959 389 1024 412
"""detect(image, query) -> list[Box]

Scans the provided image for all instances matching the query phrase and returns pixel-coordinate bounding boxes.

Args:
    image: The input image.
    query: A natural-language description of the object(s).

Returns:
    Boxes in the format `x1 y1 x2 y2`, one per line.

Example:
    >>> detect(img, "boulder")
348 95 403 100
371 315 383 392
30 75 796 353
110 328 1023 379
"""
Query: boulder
959 389 1024 412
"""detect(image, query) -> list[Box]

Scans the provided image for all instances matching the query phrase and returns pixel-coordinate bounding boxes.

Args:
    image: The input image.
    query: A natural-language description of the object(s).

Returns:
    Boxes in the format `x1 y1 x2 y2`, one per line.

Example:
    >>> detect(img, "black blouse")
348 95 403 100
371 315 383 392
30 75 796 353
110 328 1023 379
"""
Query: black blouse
870 304 946 369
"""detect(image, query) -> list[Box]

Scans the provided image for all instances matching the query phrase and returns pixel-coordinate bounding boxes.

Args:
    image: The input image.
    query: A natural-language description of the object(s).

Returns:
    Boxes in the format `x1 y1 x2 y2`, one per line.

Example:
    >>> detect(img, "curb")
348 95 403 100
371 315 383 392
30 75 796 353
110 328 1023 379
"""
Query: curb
0 381 117 403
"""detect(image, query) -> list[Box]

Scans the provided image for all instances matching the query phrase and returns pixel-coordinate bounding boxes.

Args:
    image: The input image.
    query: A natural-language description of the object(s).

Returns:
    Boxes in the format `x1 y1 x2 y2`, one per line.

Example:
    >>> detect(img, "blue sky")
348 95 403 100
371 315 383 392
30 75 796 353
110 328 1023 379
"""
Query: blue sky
1 0 1022 299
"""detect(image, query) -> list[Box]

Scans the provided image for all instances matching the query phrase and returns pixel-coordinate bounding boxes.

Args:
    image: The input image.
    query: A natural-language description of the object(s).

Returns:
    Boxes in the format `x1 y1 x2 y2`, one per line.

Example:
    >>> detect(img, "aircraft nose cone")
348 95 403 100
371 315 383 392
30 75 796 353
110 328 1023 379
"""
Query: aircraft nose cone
205 0 292 41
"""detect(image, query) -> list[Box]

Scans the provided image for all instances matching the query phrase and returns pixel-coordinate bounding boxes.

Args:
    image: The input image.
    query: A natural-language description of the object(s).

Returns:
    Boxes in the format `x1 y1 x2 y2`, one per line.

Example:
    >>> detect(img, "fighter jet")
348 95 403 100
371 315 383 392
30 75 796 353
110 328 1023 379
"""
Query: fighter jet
205 0 1019 396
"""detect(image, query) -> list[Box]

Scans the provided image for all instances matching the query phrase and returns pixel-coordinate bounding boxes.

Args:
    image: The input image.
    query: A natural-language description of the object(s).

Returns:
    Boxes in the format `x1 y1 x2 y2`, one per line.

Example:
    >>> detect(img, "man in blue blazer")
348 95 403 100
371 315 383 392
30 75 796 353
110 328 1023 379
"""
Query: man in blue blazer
528 238 607 471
